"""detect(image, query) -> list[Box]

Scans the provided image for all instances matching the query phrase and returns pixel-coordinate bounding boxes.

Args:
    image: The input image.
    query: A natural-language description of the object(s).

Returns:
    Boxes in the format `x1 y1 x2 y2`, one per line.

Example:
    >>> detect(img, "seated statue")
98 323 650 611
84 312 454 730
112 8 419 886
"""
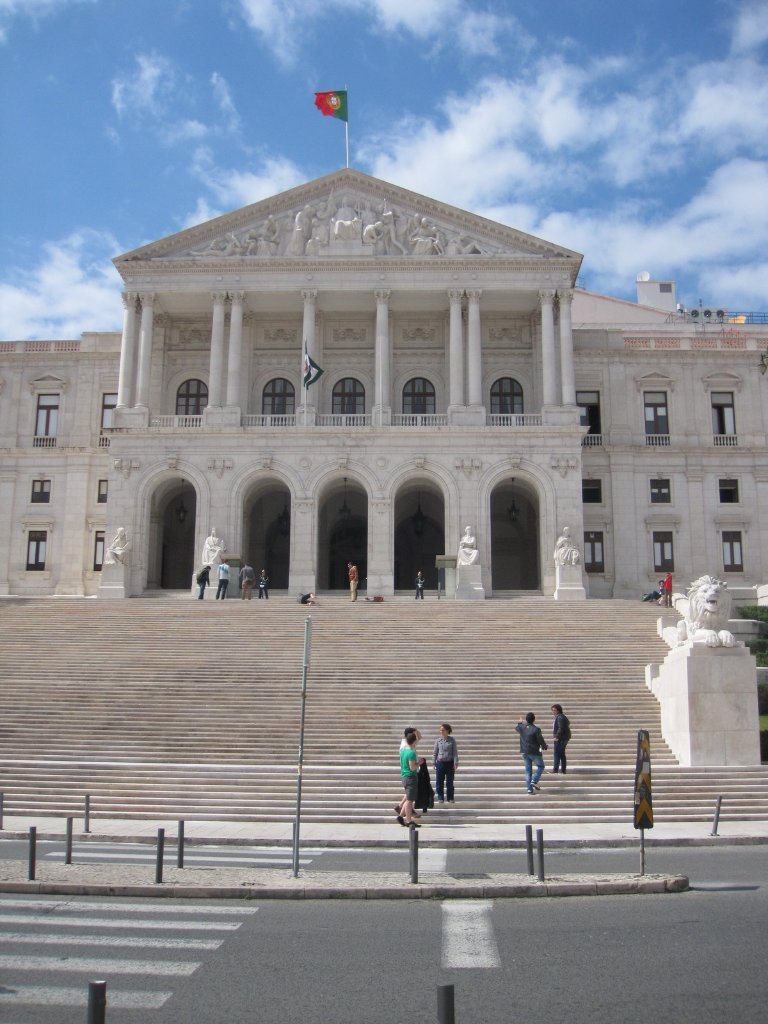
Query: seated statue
104 527 130 566
457 525 480 566
554 526 580 567
201 528 226 567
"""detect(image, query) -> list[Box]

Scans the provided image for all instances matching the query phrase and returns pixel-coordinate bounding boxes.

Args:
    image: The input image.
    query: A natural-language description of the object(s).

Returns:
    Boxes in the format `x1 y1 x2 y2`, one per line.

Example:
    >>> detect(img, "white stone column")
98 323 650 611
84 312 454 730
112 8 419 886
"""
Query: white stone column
466 289 483 407
558 288 576 406
539 289 557 407
116 291 138 409
374 289 391 425
225 290 245 408
299 289 318 420
0 474 14 595
207 291 227 409
135 293 155 409
448 288 465 409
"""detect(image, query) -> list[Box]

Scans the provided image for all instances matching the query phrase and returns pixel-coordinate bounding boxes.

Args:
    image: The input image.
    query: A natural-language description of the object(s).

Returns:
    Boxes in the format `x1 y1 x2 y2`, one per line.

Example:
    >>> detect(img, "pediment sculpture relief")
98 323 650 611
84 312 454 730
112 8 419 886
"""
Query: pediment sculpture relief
176 191 524 261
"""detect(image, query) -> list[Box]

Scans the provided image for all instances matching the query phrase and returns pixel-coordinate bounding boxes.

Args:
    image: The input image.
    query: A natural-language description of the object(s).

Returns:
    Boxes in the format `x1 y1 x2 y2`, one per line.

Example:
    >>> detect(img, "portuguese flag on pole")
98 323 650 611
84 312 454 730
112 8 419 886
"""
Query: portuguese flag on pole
314 90 348 122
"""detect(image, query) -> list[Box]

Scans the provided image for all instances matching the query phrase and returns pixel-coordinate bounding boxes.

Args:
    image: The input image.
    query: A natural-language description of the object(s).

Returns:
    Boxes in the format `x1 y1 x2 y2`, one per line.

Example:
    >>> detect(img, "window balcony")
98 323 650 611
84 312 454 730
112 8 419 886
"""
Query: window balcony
486 413 543 427
391 414 449 427
317 414 371 427
713 434 738 447
581 433 603 447
242 414 296 428
32 436 57 448
149 415 204 429
645 434 670 447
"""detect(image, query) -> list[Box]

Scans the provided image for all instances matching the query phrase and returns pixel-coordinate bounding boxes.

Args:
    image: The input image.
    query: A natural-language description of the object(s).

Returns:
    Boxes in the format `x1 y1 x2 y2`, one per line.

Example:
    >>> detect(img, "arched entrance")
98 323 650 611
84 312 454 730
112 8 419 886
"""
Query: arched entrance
490 478 539 590
242 481 292 589
393 482 445 590
318 477 368 590
148 479 197 589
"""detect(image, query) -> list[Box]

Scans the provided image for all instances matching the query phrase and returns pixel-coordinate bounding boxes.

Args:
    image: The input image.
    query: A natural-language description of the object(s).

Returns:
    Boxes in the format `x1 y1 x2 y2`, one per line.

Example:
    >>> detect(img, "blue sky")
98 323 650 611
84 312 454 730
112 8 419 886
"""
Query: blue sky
1 0 767 339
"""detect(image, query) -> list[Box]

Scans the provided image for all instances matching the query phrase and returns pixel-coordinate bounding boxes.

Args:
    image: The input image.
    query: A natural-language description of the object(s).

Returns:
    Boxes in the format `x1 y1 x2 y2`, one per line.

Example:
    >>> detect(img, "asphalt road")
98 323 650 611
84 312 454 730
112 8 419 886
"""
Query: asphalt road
1 846 766 1022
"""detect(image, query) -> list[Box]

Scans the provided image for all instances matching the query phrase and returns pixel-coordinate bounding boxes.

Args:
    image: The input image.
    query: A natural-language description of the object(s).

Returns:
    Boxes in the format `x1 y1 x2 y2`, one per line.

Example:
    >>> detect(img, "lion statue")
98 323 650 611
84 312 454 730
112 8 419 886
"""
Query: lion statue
676 574 737 648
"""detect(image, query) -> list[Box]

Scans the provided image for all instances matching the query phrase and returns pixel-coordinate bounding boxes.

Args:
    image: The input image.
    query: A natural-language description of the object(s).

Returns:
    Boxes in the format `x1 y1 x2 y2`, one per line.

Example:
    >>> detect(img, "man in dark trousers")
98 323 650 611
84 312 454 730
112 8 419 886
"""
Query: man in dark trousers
515 712 548 794
550 703 571 774
258 569 270 599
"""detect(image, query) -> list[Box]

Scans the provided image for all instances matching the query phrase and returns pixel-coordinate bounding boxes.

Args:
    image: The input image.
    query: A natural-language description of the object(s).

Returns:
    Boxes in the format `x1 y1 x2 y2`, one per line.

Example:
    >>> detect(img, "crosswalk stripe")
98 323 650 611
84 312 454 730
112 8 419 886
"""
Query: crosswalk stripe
50 851 311 865
0 898 258 914
0 913 242 931
441 900 500 969
0 930 222 950
0 953 199 975
0 985 171 1008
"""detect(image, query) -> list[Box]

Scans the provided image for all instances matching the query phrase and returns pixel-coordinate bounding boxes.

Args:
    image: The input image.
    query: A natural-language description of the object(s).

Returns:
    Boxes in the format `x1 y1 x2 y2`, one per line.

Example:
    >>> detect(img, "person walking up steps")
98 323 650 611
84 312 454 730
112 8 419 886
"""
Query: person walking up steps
399 730 421 827
550 703 571 774
516 712 548 794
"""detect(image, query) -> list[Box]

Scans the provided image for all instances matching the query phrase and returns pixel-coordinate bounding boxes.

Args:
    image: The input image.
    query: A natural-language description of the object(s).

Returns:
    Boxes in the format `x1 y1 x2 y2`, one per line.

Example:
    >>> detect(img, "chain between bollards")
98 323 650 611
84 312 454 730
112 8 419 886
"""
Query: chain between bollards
437 982 455 1024
177 820 185 868
87 980 107 1024
409 822 419 883
155 828 165 884
28 826 36 881
710 795 723 836
536 828 545 882
65 816 74 864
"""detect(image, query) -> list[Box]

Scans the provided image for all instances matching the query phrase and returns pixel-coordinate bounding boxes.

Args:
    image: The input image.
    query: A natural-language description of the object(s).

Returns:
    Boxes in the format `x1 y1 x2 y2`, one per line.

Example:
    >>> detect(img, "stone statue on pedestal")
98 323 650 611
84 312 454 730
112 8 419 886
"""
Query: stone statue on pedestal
457 525 480 566
104 527 130 566
554 526 580 566
201 528 226 568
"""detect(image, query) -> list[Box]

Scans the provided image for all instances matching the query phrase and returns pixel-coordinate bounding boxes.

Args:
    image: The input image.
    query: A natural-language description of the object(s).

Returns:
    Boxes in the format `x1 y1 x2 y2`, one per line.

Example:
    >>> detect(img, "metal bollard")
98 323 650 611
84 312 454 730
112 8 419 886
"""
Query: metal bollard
177 820 185 869
65 816 74 865
84 794 91 834
437 983 456 1024
155 828 165 884
87 980 107 1024
525 824 534 875
536 828 545 882
710 795 723 836
0 791 4 830
409 823 419 884
28 826 37 881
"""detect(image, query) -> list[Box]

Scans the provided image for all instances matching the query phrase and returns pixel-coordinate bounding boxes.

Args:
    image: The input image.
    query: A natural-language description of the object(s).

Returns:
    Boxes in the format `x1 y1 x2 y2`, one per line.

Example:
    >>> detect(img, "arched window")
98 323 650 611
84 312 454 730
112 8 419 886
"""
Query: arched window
490 377 524 414
332 377 365 414
176 379 208 415
262 378 295 415
402 377 435 414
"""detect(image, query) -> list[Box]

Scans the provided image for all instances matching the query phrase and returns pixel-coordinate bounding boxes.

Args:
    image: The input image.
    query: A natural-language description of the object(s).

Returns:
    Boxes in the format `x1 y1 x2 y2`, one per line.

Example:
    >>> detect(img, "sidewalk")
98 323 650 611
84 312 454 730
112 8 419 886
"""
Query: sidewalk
2 815 766 900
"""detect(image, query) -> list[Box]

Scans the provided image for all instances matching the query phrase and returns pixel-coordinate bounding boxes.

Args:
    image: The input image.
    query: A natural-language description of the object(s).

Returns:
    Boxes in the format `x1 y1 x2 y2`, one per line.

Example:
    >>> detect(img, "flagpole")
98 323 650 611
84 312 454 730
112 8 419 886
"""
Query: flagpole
345 82 349 168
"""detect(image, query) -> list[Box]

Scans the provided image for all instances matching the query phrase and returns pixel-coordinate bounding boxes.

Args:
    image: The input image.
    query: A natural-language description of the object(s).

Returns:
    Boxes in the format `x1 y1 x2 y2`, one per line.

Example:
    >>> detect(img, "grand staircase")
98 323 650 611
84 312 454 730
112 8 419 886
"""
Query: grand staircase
1 596 766 825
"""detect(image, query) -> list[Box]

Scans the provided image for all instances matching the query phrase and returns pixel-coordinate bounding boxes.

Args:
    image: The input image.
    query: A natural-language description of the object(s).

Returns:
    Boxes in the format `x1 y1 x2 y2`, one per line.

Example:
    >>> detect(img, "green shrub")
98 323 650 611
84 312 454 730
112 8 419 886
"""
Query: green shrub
736 605 768 624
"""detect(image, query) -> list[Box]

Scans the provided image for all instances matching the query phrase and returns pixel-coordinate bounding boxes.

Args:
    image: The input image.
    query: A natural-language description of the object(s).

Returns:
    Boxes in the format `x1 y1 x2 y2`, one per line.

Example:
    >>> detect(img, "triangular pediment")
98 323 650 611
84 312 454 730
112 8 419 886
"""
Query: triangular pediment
115 169 582 270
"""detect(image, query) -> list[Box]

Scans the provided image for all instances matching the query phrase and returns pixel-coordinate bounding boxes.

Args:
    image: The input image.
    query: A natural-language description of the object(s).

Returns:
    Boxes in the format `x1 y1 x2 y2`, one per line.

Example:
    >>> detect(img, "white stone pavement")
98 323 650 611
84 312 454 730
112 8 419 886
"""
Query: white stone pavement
3 814 768 846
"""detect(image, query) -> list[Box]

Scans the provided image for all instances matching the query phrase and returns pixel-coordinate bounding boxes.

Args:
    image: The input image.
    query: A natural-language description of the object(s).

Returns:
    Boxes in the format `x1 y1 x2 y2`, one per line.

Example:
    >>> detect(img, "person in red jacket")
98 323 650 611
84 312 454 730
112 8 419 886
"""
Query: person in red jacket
662 572 673 608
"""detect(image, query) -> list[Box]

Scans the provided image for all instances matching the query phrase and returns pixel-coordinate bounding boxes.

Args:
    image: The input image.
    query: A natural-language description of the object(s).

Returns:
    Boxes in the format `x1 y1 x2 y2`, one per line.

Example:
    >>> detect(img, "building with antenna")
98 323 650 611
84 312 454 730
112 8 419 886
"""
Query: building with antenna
1 168 766 599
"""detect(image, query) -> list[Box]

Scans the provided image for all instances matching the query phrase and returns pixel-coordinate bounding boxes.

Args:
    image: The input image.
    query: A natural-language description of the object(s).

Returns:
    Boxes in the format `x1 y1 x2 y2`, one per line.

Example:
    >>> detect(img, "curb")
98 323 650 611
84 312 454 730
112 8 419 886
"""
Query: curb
0 875 690 900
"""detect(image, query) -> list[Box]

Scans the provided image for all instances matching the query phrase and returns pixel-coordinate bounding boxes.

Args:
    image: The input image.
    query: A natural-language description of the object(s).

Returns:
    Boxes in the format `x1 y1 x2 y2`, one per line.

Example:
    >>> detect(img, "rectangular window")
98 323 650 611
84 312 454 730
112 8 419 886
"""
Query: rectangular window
711 391 736 436
97 479 109 504
35 393 59 437
584 531 604 573
31 479 51 503
644 391 669 443
577 391 602 434
93 531 105 571
718 478 739 503
101 392 118 429
722 531 743 572
582 479 603 503
653 531 674 572
650 478 671 503
26 530 47 571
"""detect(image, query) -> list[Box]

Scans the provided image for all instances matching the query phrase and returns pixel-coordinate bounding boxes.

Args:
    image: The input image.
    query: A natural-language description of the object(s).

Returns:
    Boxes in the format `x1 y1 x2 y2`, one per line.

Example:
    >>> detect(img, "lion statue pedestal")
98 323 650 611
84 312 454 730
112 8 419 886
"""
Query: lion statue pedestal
647 574 761 766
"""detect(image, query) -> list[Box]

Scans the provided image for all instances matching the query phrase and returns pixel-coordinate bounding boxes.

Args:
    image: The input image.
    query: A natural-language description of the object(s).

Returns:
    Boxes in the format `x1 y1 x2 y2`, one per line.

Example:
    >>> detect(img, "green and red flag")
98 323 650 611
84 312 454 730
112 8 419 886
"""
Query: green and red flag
314 90 348 122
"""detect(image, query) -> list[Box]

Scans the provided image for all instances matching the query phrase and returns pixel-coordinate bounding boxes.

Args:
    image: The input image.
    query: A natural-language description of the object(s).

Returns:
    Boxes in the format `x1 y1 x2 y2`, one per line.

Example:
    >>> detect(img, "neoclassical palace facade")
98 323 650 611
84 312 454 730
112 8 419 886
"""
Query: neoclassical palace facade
2 169 767 598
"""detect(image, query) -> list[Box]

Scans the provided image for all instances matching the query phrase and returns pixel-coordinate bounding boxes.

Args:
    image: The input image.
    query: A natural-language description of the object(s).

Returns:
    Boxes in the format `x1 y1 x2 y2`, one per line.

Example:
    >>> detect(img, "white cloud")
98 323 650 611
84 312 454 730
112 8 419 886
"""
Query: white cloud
0 230 124 339
211 72 242 135
189 148 306 211
0 0 95 44
111 52 176 118
730 1 768 54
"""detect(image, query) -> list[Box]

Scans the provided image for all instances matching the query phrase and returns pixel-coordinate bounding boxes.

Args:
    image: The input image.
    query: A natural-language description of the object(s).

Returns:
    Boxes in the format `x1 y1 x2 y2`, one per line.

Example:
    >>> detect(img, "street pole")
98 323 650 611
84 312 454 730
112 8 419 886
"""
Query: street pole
293 615 312 878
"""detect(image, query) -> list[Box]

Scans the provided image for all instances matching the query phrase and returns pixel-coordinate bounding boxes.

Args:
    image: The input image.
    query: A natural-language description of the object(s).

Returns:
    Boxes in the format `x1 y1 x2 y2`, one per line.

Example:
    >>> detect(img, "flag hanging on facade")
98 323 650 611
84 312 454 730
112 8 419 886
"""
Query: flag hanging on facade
303 343 324 388
314 90 348 122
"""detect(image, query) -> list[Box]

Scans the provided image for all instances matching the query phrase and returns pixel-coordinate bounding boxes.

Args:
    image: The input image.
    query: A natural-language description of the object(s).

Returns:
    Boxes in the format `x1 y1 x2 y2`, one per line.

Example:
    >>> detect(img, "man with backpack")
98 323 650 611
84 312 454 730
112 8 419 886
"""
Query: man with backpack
550 703 572 774
515 712 548 794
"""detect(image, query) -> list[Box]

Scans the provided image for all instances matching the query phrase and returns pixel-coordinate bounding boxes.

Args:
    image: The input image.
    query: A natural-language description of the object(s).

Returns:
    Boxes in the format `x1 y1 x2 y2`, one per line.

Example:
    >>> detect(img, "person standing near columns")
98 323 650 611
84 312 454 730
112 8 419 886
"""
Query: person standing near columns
347 561 359 602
